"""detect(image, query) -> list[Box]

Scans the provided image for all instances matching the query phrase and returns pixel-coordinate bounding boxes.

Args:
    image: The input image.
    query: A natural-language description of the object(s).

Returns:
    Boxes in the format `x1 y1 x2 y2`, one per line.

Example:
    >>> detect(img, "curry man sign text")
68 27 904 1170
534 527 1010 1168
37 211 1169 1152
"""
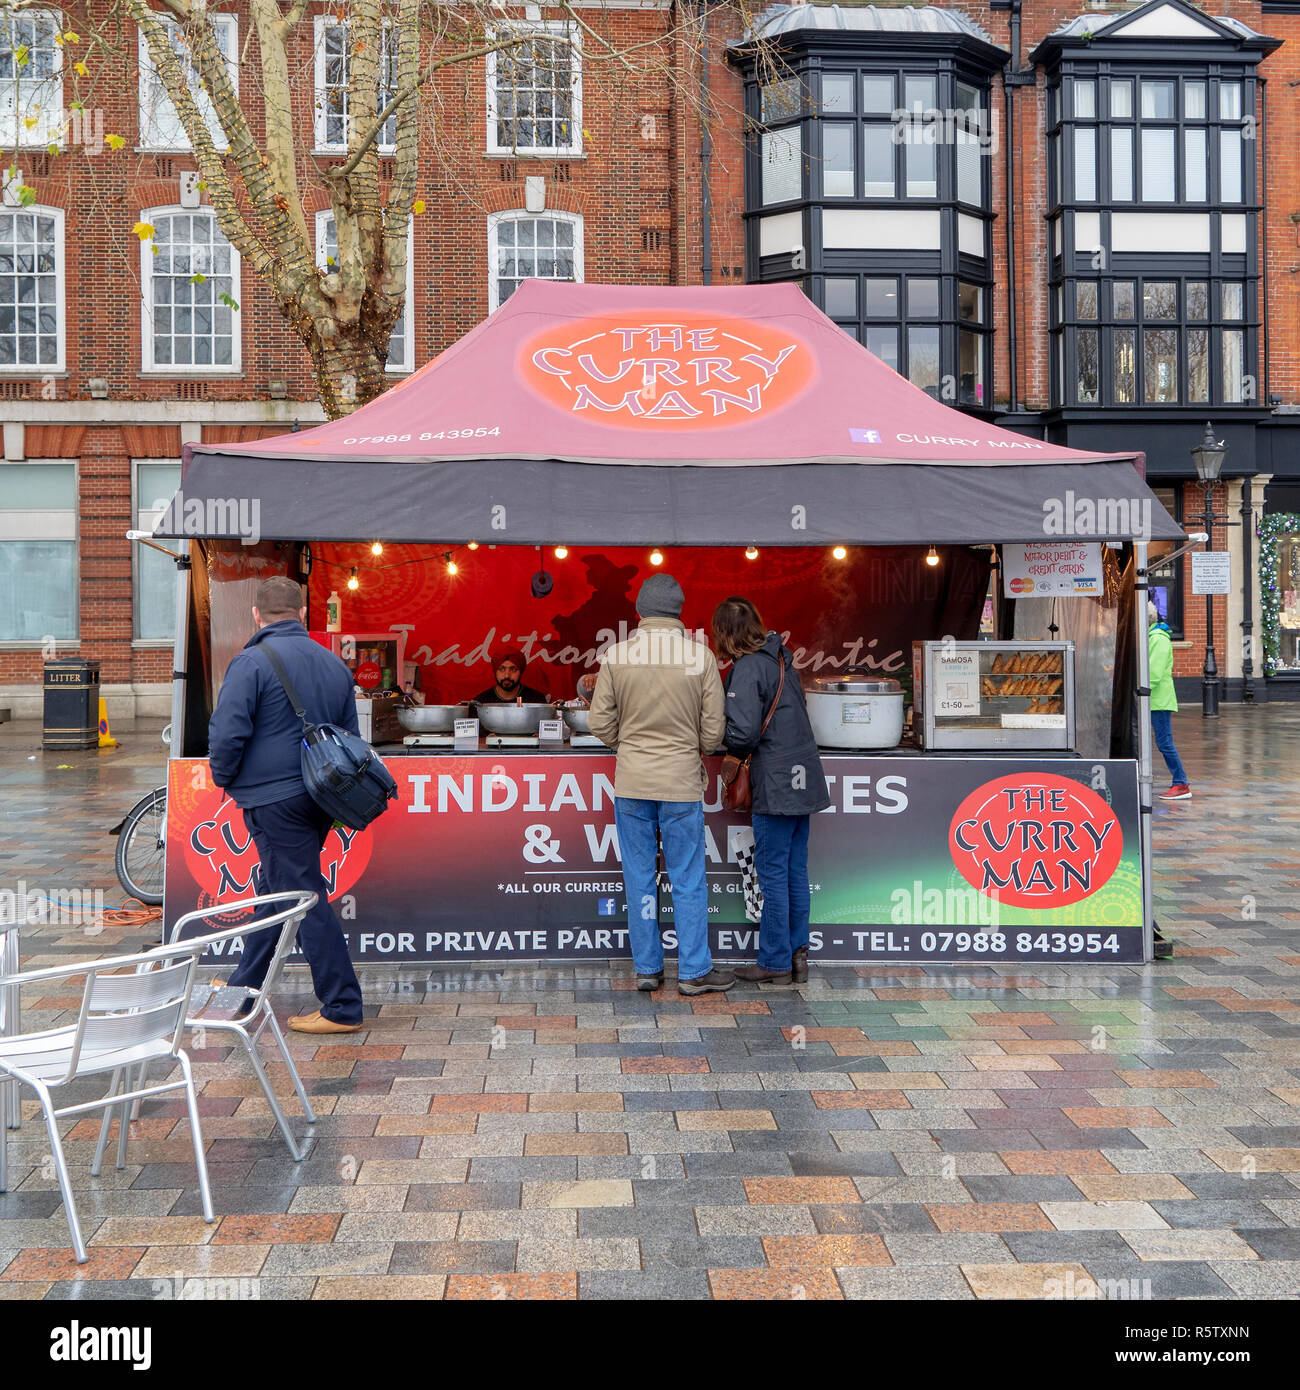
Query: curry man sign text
522 313 815 428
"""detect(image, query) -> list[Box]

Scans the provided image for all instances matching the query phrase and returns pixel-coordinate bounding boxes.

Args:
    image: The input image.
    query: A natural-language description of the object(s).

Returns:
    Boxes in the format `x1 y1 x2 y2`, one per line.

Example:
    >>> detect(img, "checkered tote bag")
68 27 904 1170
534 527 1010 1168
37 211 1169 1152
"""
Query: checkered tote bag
728 825 764 925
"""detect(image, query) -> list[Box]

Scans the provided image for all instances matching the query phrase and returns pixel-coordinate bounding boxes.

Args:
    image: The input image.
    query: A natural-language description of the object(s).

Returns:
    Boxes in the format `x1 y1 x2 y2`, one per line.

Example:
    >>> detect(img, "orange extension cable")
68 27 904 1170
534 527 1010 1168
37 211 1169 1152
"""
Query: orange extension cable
98 897 164 929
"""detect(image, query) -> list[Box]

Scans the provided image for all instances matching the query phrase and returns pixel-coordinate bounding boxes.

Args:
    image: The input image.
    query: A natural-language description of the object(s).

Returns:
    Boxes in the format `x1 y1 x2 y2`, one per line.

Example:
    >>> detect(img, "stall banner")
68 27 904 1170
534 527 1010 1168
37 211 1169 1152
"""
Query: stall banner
306 545 988 706
164 755 1144 965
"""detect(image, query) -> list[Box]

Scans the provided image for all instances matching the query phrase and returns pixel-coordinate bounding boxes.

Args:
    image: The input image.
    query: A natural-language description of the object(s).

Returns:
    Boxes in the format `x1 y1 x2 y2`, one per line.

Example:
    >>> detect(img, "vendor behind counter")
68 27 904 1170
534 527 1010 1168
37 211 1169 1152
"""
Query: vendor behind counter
472 647 550 704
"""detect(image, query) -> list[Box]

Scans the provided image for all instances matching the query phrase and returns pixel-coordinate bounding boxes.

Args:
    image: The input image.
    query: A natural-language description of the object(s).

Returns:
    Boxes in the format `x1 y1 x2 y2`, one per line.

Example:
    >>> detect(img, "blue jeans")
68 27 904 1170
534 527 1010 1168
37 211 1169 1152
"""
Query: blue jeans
614 798 712 981
752 813 812 972
1151 711 1187 787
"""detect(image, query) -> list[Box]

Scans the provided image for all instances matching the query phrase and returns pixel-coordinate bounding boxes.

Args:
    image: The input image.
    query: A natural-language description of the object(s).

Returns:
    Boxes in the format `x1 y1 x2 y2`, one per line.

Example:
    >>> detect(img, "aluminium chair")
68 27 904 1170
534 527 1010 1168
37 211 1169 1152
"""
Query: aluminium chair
94 891 320 1168
0 941 212 1263
0 922 18 1131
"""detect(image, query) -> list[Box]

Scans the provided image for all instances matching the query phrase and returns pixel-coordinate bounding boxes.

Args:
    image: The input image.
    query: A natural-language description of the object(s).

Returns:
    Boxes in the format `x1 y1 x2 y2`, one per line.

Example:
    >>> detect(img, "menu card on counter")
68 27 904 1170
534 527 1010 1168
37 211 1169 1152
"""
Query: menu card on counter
538 718 564 745
453 718 480 750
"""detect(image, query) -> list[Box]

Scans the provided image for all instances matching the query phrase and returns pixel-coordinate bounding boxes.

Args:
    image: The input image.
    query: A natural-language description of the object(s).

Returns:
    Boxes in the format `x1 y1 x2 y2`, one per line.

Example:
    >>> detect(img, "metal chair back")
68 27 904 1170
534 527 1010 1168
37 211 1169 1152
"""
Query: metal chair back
27 946 202 1086
163 891 318 982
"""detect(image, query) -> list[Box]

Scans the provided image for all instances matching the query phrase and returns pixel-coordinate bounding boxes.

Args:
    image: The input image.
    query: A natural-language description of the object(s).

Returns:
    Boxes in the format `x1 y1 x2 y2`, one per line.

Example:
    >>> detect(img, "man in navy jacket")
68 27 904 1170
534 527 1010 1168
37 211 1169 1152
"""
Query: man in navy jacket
207 575 364 1033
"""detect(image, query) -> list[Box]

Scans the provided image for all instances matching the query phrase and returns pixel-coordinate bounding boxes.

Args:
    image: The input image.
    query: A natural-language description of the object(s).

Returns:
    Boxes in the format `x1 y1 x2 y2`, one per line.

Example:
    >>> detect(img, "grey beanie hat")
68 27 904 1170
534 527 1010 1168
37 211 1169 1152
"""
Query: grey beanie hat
636 573 685 619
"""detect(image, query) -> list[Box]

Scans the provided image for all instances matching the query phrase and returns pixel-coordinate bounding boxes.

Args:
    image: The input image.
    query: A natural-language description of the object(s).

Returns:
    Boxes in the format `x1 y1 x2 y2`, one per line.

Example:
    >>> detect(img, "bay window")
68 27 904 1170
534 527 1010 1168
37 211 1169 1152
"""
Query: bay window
1046 41 1261 410
741 12 1004 413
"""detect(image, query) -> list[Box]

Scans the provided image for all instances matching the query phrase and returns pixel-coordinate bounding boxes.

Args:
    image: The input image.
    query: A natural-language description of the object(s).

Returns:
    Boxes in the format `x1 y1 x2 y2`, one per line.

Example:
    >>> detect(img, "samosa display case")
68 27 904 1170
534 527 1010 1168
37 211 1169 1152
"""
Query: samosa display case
912 640 1076 751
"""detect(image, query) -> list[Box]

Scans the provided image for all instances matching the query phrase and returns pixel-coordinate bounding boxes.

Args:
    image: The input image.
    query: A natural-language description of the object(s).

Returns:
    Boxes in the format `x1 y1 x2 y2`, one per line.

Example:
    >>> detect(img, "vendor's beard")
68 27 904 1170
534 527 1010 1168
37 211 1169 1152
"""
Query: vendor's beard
498 678 520 693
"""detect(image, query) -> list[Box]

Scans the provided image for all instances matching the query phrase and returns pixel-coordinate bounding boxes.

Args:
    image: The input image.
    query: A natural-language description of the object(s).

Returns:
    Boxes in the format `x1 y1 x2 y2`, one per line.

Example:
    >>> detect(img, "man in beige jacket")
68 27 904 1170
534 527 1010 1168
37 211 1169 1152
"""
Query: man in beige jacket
588 575 735 995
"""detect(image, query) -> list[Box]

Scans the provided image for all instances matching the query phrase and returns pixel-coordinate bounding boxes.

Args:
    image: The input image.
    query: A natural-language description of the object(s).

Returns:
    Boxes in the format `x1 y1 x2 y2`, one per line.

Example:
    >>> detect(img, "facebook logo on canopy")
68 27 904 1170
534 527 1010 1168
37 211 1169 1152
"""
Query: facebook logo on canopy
850 428 882 444
597 898 618 916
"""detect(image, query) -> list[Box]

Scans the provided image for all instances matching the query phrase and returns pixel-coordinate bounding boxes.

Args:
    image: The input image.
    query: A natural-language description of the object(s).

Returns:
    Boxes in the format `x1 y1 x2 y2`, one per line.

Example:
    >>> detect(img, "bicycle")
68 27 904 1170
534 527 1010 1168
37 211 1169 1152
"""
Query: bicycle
110 724 170 907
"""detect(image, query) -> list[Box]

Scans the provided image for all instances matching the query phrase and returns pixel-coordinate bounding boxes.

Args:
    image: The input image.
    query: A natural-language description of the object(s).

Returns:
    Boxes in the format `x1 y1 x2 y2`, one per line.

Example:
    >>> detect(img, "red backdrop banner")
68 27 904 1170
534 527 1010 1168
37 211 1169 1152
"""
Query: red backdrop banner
308 544 989 704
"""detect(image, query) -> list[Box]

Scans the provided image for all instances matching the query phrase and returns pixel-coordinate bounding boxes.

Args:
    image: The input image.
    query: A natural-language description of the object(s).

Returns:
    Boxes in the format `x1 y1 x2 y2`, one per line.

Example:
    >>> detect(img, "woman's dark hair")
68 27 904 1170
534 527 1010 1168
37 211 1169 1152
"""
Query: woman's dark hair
711 596 767 661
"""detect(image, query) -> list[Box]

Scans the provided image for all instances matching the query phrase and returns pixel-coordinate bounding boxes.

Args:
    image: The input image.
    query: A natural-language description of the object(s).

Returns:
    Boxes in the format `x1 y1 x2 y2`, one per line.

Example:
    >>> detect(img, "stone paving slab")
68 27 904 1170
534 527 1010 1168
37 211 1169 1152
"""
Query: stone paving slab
1 711 1298 1298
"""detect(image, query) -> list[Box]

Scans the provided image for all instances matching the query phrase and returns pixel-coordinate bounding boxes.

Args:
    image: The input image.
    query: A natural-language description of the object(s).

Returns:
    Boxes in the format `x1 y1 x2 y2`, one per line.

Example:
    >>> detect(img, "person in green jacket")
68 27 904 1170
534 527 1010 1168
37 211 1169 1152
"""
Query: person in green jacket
1148 600 1190 800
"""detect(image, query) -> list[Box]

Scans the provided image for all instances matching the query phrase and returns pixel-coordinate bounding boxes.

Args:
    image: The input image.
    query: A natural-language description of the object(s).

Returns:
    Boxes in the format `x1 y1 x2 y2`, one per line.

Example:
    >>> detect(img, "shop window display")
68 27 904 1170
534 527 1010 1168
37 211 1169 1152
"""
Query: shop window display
1260 514 1300 674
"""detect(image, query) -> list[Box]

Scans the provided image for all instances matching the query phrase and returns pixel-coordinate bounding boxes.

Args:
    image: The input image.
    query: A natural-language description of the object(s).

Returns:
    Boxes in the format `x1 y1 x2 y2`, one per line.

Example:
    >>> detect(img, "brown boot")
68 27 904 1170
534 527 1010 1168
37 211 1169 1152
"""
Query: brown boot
791 948 809 984
677 968 737 996
733 963 793 985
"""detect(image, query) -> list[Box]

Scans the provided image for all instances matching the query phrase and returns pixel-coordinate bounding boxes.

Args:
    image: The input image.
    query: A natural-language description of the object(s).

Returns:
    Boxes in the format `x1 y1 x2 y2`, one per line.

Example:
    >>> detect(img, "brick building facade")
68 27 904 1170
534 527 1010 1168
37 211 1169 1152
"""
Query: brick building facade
2 0 1299 716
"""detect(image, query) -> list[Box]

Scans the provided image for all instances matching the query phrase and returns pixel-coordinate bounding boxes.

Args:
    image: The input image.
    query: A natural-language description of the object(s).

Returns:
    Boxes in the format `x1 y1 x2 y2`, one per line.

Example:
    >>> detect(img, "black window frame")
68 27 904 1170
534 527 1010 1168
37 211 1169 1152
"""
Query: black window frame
1048 69 1253 211
821 270 991 407
1046 57 1260 412
740 33 1007 417
1051 271 1256 409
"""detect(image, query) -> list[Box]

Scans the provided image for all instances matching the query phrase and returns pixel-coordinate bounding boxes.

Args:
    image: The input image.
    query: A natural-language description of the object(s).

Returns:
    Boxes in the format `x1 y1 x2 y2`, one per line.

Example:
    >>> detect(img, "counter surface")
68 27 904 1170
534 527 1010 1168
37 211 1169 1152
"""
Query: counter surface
375 740 1085 759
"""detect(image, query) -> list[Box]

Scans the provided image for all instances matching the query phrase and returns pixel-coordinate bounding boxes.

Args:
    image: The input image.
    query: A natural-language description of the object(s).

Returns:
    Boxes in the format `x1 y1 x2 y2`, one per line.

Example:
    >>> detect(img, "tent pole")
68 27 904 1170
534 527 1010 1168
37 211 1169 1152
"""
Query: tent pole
168 538 191 761
1134 541 1154 963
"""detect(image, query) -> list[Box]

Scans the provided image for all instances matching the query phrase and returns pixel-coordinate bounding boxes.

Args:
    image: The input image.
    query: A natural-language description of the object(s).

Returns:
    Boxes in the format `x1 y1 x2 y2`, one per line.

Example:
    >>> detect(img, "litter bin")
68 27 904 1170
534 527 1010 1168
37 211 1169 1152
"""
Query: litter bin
43 657 100 749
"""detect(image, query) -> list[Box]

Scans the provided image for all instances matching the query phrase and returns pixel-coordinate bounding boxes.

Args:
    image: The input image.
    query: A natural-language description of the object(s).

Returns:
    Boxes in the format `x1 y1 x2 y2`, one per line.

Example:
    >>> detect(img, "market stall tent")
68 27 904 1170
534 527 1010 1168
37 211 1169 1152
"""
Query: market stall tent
158 281 1183 547
154 280 1179 957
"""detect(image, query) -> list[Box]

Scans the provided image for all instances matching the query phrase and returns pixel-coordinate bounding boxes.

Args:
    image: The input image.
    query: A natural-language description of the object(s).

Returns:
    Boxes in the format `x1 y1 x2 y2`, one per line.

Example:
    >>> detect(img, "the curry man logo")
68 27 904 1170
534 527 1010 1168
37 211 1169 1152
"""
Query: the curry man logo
948 773 1122 910
521 312 814 428
182 790 372 911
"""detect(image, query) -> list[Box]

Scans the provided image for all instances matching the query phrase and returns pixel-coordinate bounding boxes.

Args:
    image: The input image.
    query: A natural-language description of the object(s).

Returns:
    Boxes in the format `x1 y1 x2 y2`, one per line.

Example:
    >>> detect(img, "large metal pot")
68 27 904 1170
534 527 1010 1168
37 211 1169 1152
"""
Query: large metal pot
476 701 557 736
397 703 470 734
805 675 904 750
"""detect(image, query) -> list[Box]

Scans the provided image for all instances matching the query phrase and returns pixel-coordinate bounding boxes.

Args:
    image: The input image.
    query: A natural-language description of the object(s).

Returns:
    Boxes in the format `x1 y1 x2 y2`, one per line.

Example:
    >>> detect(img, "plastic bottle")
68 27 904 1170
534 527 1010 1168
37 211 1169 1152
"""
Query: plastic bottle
326 591 342 632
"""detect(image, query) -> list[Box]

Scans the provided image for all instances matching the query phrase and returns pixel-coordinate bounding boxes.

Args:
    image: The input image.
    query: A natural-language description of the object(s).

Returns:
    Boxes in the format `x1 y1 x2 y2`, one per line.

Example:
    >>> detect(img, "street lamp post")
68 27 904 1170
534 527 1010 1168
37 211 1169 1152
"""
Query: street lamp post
1190 422 1228 718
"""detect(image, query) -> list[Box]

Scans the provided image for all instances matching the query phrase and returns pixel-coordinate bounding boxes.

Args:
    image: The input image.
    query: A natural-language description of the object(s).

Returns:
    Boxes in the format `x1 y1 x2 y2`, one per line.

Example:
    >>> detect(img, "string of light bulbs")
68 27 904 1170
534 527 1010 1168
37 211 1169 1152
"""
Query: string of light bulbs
314 545 469 589
312 542 942 590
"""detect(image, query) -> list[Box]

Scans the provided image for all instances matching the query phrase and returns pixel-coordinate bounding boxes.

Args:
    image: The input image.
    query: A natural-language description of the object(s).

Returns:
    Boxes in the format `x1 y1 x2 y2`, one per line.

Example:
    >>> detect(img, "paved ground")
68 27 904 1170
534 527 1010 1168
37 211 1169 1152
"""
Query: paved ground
0 710 1297 1300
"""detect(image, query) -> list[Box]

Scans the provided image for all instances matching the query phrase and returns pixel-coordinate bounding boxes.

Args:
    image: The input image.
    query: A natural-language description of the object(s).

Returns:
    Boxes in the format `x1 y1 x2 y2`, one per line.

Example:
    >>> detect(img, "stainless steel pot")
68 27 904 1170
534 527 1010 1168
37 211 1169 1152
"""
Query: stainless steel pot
476 702 557 736
560 707 592 735
806 676 904 750
397 703 470 734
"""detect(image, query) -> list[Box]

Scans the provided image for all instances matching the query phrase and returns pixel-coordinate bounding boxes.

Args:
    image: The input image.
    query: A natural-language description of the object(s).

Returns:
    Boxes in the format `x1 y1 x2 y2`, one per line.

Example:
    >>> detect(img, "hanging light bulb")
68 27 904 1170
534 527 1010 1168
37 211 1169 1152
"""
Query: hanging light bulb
925 545 940 567
745 545 759 560
446 556 459 577
347 567 359 591
649 548 664 566
370 541 383 556
554 545 569 560
468 541 479 551
832 545 848 561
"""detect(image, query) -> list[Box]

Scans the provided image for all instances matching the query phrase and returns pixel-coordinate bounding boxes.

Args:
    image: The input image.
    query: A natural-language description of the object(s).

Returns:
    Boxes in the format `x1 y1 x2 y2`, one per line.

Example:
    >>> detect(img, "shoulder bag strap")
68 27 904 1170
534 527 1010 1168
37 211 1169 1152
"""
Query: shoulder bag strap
758 656 786 740
259 642 318 740
737 654 786 772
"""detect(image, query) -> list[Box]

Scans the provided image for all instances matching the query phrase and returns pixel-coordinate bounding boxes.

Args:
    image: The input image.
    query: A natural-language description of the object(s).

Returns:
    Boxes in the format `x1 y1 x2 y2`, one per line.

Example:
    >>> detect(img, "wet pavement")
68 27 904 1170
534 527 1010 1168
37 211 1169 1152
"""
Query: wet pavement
0 710 1297 1300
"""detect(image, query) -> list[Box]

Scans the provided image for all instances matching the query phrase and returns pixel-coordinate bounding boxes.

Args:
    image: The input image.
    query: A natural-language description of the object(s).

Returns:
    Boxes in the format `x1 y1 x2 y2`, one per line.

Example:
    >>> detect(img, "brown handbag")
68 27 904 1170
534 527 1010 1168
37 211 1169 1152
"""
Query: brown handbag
720 657 786 812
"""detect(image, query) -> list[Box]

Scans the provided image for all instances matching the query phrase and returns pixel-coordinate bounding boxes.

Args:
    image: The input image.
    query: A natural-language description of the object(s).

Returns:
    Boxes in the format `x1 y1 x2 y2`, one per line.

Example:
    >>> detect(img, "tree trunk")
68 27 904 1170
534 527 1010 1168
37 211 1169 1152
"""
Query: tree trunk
311 331 391 419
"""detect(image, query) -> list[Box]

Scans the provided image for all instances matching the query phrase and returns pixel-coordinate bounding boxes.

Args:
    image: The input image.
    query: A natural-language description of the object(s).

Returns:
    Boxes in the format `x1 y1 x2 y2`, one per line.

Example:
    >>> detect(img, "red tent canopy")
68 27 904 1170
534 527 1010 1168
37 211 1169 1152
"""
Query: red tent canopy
202 280 1133 468
165 281 1182 545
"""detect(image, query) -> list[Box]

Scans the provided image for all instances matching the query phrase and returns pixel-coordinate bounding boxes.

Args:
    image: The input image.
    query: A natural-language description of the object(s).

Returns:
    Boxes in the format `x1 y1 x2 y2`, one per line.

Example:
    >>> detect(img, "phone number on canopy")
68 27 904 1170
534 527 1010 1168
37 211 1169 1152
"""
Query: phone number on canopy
342 428 502 443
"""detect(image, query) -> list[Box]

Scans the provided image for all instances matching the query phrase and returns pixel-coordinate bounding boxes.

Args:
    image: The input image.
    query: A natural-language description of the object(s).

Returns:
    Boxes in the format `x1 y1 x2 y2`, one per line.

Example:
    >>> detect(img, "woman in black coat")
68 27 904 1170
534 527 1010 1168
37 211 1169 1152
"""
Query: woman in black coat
712 596 830 984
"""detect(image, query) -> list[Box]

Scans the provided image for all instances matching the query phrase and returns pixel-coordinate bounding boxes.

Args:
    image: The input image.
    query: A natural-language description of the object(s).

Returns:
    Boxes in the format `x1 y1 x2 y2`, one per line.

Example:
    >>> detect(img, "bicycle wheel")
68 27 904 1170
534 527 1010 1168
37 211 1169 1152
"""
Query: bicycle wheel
115 787 168 906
